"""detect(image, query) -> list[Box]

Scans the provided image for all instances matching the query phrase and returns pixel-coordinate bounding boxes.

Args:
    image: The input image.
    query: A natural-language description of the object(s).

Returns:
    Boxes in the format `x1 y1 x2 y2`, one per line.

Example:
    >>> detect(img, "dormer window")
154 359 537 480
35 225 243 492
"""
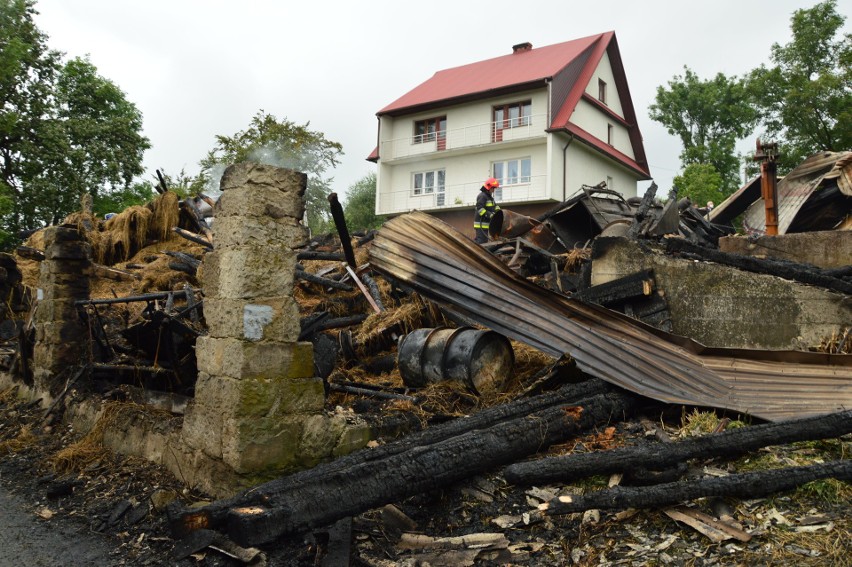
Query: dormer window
414 116 447 144
598 79 607 105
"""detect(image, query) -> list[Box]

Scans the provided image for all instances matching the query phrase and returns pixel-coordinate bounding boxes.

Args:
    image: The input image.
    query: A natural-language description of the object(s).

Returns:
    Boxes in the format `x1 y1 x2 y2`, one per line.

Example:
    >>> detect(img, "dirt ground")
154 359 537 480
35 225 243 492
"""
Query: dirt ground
2 381 850 567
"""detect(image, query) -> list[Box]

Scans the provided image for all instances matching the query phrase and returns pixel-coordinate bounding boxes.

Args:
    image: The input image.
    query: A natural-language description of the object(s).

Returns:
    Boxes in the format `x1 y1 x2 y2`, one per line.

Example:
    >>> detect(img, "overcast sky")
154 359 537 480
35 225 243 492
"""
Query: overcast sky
33 0 850 200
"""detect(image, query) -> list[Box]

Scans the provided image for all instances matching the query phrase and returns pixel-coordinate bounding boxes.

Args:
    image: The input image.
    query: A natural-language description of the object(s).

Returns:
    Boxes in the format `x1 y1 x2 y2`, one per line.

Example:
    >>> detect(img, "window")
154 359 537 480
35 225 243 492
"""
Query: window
492 101 532 141
598 79 607 105
412 169 446 204
492 158 531 199
607 123 613 145
606 176 614 190
414 116 447 144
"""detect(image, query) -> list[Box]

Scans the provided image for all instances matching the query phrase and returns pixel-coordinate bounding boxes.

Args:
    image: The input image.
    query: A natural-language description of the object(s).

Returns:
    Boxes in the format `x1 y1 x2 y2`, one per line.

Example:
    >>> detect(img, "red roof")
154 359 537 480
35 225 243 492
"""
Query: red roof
378 33 609 115
373 32 649 178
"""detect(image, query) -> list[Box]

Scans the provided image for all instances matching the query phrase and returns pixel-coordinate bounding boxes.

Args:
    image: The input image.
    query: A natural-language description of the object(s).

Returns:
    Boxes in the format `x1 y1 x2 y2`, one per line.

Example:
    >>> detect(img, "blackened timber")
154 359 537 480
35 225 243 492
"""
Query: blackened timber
168 379 617 538
573 270 655 306
76 290 192 306
504 408 852 486
225 391 636 545
165 251 201 269
309 314 368 334
296 250 345 262
296 268 354 291
327 192 356 269
542 460 852 516
665 238 852 295
172 227 214 249
15 246 45 261
182 198 214 244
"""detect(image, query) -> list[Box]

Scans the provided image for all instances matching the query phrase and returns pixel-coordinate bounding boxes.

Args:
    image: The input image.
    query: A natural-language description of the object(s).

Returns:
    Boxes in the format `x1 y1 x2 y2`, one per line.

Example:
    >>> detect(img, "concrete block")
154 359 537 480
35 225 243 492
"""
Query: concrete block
34 299 80 323
211 215 308 250
195 337 314 380
203 296 300 342
221 414 305 474
201 247 296 300
219 162 307 197
719 231 852 269
216 186 307 223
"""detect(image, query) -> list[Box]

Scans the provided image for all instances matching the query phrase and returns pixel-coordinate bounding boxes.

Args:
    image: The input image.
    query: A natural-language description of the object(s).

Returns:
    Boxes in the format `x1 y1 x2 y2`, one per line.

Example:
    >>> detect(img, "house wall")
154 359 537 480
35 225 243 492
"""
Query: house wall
571 98 634 162
376 89 552 216
585 51 625 117
564 142 639 200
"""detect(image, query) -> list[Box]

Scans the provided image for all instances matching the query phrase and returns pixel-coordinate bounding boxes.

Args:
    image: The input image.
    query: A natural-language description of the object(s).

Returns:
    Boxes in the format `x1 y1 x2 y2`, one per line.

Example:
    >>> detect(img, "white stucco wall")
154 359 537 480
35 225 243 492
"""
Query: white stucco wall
565 142 639 200
585 52 625 117
570 99 635 161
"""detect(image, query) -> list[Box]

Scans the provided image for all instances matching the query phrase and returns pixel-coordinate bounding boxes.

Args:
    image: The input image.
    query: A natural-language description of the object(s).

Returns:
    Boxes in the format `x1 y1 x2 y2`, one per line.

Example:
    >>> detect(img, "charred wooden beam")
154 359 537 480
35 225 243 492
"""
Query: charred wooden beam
225 391 636 546
182 198 214 244
296 268 354 292
327 192 356 269
298 313 367 341
296 250 345 262
542 460 852 516
91 264 140 282
75 290 192 306
165 251 201 269
573 270 655 307
168 379 619 540
665 238 852 295
172 227 214 250
155 169 168 194
504 408 852 486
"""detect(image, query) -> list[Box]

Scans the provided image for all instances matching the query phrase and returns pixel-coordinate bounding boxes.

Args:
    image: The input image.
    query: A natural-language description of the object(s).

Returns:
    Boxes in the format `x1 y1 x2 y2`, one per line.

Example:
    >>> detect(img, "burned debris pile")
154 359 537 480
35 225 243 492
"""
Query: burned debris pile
0 153 850 565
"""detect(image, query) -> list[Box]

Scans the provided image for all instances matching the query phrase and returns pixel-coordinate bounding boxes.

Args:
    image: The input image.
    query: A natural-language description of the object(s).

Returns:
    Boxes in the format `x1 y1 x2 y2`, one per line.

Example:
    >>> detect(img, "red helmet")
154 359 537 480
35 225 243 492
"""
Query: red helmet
484 177 500 190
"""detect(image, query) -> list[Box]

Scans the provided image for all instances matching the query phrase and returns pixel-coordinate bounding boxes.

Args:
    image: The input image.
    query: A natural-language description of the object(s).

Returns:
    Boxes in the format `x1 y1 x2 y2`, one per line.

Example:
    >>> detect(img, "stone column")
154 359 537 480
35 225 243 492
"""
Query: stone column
182 163 326 475
33 227 91 397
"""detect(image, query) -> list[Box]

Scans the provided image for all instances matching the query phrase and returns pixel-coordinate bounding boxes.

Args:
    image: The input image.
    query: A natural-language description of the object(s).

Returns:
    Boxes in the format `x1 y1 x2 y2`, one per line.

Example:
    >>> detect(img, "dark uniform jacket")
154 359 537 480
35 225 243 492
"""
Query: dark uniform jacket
473 187 500 243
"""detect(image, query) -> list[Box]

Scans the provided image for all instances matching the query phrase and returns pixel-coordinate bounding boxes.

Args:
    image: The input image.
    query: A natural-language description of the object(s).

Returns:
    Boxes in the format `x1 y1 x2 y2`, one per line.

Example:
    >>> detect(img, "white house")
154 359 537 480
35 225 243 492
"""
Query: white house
368 32 651 236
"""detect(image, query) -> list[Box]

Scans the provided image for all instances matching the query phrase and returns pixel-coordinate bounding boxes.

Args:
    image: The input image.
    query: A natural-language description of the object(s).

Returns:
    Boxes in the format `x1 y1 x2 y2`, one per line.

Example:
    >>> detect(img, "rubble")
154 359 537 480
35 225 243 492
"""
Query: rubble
0 155 850 565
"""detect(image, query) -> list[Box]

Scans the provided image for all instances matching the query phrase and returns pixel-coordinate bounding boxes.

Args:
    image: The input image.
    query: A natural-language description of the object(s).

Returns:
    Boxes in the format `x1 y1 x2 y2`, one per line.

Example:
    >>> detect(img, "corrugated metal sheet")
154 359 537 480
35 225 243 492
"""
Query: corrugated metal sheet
369 211 852 422
743 151 851 234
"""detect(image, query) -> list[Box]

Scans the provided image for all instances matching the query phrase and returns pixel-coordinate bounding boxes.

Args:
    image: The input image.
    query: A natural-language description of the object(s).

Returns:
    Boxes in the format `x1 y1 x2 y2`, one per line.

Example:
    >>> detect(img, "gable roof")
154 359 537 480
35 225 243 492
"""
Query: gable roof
373 33 649 178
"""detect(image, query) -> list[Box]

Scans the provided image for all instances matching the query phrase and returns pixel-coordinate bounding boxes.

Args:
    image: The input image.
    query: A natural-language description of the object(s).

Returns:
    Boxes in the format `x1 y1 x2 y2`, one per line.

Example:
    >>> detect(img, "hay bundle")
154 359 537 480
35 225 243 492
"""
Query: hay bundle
148 191 180 243
94 205 153 265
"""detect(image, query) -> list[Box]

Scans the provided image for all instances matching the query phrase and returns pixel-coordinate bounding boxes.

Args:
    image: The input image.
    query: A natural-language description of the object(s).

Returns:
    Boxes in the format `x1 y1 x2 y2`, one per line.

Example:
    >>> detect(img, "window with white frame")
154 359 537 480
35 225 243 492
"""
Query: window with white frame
598 79 607 105
412 169 446 205
606 176 614 190
493 100 532 134
491 158 531 200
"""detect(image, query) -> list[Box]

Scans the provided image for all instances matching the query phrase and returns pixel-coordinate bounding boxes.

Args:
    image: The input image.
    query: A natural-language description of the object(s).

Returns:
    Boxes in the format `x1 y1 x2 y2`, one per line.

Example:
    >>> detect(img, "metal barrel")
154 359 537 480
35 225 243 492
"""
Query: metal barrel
398 327 514 395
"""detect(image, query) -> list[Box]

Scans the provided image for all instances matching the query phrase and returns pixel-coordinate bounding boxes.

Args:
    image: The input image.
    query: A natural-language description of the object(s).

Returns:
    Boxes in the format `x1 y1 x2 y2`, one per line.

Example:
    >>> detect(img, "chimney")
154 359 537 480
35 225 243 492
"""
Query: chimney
512 42 533 54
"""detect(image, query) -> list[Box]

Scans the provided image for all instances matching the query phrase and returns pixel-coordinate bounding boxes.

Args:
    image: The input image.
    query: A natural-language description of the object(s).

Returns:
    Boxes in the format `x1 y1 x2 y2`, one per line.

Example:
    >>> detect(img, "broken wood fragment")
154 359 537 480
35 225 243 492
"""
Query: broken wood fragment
541 460 852 516
663 506 752 543
172 227 214 249
169 381 627 544
504 408 852 485
296 268 354 291
327 192 356 268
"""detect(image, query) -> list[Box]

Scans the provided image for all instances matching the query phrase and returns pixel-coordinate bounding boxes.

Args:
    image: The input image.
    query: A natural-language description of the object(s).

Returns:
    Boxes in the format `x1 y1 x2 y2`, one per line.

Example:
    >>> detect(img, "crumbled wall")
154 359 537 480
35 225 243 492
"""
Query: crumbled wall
719 231 852 269
591 237 851 350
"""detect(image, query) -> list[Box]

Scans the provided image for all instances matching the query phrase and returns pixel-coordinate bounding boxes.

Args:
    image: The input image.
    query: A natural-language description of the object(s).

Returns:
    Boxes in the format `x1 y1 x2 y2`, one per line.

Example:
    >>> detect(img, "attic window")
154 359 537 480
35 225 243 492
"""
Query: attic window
414 116 447 144
607 123 614 145
598 79 607 105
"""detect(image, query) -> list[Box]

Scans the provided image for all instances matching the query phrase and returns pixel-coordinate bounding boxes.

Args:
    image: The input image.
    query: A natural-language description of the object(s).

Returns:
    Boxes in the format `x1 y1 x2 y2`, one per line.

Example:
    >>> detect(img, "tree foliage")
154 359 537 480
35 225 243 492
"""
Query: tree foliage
673 163 725 209
342 172 384 233
747 0 852 170
0 0 149 247
649 67 757 195
197 111 343 234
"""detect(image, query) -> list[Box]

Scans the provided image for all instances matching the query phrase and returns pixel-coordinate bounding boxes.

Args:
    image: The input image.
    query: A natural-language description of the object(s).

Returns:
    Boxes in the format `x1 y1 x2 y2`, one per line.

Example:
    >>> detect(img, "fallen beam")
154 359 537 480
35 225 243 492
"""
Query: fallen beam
541 460 852 516
225 391 636 546
504 408 852 485
169 380 623 541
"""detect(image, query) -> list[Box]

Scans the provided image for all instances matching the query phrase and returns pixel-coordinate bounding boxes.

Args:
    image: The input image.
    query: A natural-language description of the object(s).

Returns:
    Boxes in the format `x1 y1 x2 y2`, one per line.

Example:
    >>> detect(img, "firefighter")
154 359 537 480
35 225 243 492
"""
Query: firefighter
473 177 500 244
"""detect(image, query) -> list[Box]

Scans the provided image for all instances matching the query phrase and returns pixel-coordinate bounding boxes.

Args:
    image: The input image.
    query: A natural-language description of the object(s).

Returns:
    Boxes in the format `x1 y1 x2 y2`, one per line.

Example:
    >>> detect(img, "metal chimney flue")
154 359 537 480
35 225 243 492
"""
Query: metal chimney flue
753 139 780 236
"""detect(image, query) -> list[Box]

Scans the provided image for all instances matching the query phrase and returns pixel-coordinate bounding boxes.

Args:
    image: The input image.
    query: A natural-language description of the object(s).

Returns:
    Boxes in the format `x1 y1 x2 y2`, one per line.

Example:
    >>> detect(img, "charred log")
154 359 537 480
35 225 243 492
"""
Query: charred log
542 460 852 516
169 379 623 540
504 409 852 485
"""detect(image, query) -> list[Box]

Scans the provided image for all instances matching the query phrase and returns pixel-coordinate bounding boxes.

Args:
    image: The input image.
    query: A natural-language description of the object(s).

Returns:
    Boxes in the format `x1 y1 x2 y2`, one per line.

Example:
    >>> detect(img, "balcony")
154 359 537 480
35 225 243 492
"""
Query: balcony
379 114 548 162
377 174 550 216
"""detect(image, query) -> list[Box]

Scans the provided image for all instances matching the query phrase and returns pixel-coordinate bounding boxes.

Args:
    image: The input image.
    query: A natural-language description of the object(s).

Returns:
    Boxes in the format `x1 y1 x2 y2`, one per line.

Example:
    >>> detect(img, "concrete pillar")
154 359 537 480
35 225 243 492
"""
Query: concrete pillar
32 227 91 397
181 163 328 475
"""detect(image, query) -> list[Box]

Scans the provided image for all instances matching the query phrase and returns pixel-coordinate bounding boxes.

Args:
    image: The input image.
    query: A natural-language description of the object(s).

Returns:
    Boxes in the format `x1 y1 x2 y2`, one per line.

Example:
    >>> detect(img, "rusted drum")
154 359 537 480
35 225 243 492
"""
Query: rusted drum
397 327 514 395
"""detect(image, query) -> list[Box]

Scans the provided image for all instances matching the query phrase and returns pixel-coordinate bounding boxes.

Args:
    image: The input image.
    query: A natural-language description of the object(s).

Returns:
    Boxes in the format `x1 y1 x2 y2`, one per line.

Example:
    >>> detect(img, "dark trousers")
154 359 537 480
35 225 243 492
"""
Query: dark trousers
474 227 489 244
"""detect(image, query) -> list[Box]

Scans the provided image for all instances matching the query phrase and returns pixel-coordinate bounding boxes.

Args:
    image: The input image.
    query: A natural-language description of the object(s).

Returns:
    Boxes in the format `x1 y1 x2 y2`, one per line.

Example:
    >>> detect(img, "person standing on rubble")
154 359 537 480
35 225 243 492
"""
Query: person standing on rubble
473 177 501 244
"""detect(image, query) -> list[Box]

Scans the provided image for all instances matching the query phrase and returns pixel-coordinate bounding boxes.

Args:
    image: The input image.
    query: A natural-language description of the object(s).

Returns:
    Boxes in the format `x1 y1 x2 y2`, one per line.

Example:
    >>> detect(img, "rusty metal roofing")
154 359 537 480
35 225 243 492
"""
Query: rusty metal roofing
369 211 852 422
741 151 852 234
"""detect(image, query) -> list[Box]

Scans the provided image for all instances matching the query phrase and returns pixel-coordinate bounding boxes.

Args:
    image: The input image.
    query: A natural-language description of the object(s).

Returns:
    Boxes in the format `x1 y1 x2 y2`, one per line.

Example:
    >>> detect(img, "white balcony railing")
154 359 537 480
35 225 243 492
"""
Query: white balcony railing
379 114 548 161
377 175 550 216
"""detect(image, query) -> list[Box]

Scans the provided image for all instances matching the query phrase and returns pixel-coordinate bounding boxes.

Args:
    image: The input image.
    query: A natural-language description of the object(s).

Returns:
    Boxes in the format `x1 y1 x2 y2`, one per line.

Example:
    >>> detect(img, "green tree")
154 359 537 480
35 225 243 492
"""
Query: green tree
673 163 725 209
649 67 757 195
197 111 343 234
343 172 383 232
92 180 155 218
748 0 851 171
0 1 149 246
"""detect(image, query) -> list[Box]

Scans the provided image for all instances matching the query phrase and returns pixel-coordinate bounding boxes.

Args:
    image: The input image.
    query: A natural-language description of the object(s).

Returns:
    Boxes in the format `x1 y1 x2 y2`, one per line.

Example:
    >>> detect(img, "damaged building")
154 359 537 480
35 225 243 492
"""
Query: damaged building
0 149 850 564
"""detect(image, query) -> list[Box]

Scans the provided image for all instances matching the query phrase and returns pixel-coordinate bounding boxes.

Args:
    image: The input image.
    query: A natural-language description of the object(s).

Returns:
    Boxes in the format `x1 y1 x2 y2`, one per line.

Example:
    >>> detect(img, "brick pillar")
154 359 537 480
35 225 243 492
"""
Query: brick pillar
182 163 326 475
33 227 91 397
